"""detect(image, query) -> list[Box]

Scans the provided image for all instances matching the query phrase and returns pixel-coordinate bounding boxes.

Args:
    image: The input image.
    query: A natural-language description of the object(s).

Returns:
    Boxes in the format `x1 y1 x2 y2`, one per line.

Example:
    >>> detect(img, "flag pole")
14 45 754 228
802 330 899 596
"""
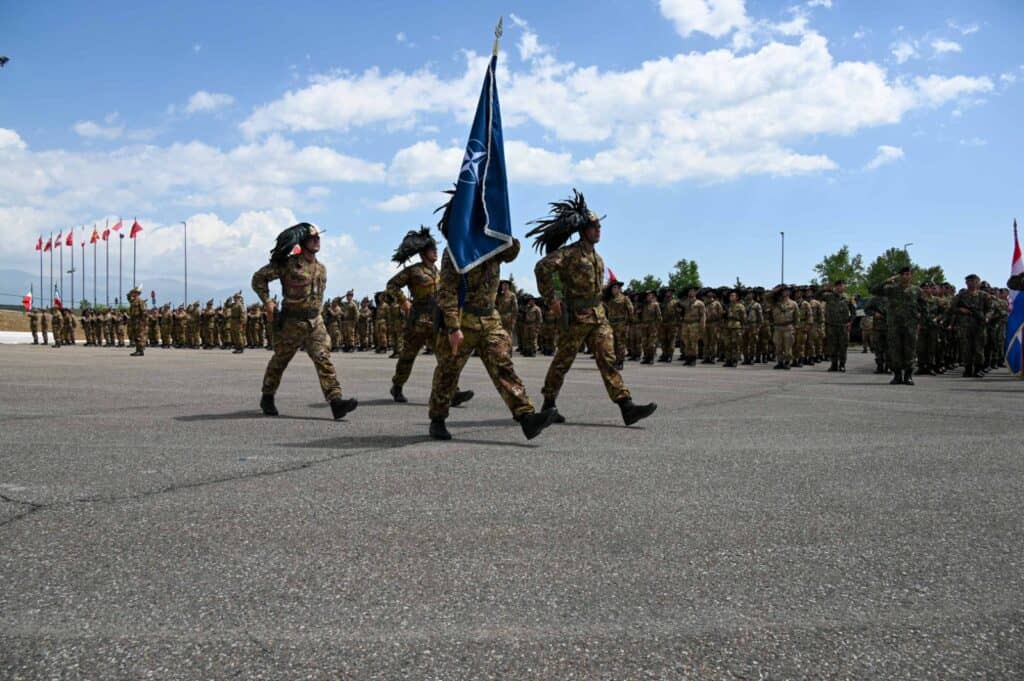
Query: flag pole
119 232 123 305
59 230 64 308
81 239 85 308
132 216 137 287
493 16 503 56
93 225 97 307
39 237 43 310
48 232 53 308
69 228 74 311
105 219 110 306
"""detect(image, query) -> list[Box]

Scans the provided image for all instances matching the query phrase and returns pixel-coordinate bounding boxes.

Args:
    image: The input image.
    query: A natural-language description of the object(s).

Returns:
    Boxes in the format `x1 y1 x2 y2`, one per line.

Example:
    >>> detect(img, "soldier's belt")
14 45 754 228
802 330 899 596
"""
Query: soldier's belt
280 307 320 320
568 296 601 311
462 305 495 317
774 321 794 326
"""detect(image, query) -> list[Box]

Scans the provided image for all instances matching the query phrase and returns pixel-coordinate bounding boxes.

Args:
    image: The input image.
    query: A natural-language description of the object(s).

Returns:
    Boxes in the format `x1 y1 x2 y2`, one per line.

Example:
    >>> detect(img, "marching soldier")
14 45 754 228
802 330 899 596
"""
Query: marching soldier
528 189 656 426
386 227 472 407
251 222 357 420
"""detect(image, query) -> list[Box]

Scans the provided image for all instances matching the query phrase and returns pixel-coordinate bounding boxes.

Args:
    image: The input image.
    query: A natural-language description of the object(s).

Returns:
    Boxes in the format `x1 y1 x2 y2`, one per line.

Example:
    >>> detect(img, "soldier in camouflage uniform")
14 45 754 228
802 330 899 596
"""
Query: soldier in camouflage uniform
820 280 855 372
528 190 656 426
863 296 888 374
678 287 706 366
386 227 472 407
915 282 940 375
793 287 811 367
228 293 245 353
769 285 798 369
742 288 763 365
952 274 992 378
427 237 556 441
386 294 405 358
28 308 40 344
702 290 723 364
358 297 373 350
251 222 356 420
496 280 518 345
540 300 559 356
985 284 1007 370
722 290 744 367
373 293 390 353
521 296 543 357
603 280 633 369
50 307 63 348
127 285 146 356
339 290 359 351
869 266 926 385
658 288 681 363
638 290 660 365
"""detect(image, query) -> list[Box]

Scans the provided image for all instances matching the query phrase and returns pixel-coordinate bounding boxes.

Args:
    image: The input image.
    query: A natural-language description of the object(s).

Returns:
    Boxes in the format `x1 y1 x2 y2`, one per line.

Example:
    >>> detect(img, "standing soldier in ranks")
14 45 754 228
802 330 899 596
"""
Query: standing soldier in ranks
658 288 680 363
67 309 78 344
127 285 146 356
860 311 873 354
758 289 774 363
216 304 228 348
678 286 706 367
521 296 543 357
339 290 359 352
638 290 661 365
869 266 926 385
386 227 473 407
245 304 257 348
820 280 855 372
541 299 559 356
200 300 214 348
915 282 940 375
528 190 657 426
252 222 357 420
358 297 373 350
39 305 50 345
985 284 1007 370
186 303 198 348
386 294 405 358
793 287 811 367
702 290 723 364
722 290 744 367
863 295 887 373
742 288 763 365
603 279 633 370
374 292 390 353
28 308 40 344
952 274 992 378
50 307 63 348
325 298 341 351
148 307 160 347
158 305 171 348
426 218 556 442
769 285 798 369
497 280 518 344
626 292 642 361
118 308 130 347
229 293 245 354
83 309 94 346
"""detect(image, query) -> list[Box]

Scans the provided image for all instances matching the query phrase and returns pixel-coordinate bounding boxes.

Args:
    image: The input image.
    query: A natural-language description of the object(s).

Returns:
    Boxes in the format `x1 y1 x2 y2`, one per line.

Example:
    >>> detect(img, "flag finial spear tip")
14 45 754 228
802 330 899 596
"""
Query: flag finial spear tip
493 16 503 56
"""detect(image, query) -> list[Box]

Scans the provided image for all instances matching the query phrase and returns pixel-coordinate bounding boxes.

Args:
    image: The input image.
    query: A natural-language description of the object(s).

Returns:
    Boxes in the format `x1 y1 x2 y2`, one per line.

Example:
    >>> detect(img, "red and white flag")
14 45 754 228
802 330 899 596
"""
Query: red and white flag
129 220 143 238
112 219 123 232
90 226 100 244
43 237 52 252
102 227 111 241
53 285 63 309
22 290 32 310
55 230 62 247
35 236 43 251
65 229 74 247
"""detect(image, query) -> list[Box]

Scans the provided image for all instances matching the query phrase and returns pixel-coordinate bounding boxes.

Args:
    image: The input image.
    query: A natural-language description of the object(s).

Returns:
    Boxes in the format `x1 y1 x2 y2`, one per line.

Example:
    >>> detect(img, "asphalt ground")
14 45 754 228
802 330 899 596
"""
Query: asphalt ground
1 344 1022 679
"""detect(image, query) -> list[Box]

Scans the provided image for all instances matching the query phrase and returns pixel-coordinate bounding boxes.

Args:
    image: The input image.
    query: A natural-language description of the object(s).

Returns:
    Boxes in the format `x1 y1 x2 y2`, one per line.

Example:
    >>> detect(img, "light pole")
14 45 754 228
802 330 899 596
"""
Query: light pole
780 231 785 284
902 242 913 255
181 221 188 305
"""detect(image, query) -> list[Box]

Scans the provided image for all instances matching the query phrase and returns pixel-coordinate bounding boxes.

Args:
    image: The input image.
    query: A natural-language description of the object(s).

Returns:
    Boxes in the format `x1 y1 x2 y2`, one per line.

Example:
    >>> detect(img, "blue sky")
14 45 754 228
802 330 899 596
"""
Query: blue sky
1 0 1021 300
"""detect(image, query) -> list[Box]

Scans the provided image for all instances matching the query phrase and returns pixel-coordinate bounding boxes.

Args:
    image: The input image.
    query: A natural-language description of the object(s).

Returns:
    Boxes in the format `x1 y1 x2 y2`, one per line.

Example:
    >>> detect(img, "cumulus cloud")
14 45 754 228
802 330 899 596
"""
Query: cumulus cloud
658 0 751 41
73 113 124 140
931 39 962 55
891 41 918 64
185 91 235 114
947 20 979 36
374 191 441 212
806 0 832 7
864 145 904 170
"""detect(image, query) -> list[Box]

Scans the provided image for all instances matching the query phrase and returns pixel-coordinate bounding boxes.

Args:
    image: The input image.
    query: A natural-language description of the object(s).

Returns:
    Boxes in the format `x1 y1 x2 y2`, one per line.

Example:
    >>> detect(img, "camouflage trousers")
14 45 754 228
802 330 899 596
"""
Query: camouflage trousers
328 321 342 350
542 320 630 403
341 321 357 348
917 325 938 368
773 324 795 362
703 324 720 360
887 323 918 371
392 314 436 388
722 326 743 363
501 316 517 346
375 320 388 350
230 320 244 350
641 324 658 361
429 316 533 420
681 323 702 359
743 326 759 360
659 323 677 359
261 316 342 402
873 327 888 366
958 322 986 367
795 326 808 360
825 324 849 362
132 317 146 351
521 324 540 354
609 323 628 364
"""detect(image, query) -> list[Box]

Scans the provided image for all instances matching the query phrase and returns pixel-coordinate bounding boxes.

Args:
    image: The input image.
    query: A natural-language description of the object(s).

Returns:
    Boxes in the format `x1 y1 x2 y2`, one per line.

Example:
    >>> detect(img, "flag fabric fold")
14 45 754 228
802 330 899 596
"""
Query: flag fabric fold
102 228 111 241
43 237 52 252
53 285 62 309
112 220 123 232
35 236 43 251
130 220 143 238
55 230 62 248
65 230 74 247
90 227 100 244
22 290 32 310
1006 221 1024 376
442 53 513 274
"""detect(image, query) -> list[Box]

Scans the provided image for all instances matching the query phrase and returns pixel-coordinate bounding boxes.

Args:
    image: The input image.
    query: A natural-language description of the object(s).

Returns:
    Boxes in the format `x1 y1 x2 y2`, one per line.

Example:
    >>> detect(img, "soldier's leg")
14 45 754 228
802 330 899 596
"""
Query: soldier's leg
585 322 631 403
428 330 474 420
541 323 585 400
391 322 428 388
303 319 343 402
262 322 302 396
480 324 535 418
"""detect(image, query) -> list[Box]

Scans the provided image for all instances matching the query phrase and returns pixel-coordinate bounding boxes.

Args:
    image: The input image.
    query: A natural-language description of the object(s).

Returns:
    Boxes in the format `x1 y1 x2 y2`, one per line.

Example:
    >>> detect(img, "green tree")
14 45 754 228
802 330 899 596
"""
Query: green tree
627 275 663 292
666 259 701 291
814 245 866 296
865 248 946 290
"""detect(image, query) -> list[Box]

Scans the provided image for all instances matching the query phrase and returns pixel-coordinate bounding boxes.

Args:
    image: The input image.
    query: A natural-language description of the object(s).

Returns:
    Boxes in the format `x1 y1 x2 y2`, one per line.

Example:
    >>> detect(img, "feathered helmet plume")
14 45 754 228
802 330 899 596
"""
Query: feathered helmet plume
433 186 456 240
270 222 322 264
525 189 603 254
392 226 436 264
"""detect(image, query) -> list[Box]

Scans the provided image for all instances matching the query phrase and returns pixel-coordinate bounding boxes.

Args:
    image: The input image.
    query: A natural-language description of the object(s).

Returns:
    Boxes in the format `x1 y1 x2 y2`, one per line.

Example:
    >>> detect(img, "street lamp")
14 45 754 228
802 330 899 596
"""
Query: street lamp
181 221 188 305
903 242 913 255
780 231 785 284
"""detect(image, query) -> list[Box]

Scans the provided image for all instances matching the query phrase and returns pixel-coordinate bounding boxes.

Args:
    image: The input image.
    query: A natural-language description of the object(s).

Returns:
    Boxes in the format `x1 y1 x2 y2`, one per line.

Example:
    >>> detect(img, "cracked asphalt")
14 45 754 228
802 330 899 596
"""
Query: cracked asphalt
1 345 1022 679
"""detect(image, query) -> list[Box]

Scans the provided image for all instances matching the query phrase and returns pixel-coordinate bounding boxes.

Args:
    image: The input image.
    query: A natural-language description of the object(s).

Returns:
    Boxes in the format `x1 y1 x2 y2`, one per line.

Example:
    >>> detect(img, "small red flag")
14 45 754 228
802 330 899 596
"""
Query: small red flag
55 230 62 248
22 290 32 310
43 238 52 252
90 227 100 244
291 244 302 255
112 220 123 232
102 228 110 241
65 230 74 247
35 236 42 251
129 220 143 238
608 267 618 282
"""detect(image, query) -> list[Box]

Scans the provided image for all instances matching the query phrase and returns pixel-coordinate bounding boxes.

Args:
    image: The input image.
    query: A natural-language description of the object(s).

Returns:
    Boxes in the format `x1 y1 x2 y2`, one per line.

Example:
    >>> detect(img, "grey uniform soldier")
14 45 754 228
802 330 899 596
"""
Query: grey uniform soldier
251 222 357 420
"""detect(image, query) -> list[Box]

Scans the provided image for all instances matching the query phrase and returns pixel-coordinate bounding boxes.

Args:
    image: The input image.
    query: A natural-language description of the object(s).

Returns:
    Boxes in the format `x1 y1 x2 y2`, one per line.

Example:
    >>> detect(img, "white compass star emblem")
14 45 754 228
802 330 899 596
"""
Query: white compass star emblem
459 140 486 184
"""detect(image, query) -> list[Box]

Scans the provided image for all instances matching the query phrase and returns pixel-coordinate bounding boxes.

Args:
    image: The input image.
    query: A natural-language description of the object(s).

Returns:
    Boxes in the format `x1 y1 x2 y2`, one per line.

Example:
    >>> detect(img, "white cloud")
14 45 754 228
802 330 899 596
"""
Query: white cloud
891 41 918 64
396 32 406 43
931 39 962 55
374 191 441 212
658 0 751 41
0 128 27 150
185 91 235 114
853 29 866 40
913 74 992 107
959 137 987 147
73 116 124 140
864 145 904 170
1000 72 1017 86
947 20 979 36
807 0 832 8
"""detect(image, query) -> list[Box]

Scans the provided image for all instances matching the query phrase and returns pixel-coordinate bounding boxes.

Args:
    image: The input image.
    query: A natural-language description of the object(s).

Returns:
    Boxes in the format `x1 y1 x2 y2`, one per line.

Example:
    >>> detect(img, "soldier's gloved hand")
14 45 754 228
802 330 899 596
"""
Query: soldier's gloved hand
549 300 563 319
449 329 464 354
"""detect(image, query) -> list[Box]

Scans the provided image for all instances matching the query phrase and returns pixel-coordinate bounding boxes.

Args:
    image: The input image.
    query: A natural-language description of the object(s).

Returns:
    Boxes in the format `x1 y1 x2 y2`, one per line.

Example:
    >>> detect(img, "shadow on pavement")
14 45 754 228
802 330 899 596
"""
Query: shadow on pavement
310 398 429 408
280 434 536 450
176 410 326 423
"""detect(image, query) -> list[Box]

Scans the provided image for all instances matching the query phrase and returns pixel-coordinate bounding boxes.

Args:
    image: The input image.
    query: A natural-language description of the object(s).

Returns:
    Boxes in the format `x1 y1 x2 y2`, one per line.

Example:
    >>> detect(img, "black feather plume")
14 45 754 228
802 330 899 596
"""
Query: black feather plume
270 222 314 264
525 189 601 254
433 186 457 240
392 226 436 264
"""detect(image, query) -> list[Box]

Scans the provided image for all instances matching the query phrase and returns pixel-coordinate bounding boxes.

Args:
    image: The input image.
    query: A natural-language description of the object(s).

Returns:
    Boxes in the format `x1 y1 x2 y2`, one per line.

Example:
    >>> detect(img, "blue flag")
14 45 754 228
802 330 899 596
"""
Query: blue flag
444 54 513 273
1006 222 1023 376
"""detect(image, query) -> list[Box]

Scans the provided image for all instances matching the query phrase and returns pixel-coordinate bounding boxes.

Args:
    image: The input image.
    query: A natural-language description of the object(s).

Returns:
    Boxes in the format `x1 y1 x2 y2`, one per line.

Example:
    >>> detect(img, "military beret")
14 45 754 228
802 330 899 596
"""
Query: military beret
965 273 980 281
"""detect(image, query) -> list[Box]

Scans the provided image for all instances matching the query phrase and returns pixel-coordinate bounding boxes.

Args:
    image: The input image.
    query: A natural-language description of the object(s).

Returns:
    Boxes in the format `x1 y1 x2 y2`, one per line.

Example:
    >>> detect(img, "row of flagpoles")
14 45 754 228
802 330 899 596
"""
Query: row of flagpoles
30 219 143 310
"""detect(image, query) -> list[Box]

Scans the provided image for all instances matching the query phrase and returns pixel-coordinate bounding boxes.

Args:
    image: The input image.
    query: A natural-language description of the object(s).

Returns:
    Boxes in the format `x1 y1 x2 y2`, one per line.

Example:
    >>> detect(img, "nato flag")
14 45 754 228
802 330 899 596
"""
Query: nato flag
444 54 513 273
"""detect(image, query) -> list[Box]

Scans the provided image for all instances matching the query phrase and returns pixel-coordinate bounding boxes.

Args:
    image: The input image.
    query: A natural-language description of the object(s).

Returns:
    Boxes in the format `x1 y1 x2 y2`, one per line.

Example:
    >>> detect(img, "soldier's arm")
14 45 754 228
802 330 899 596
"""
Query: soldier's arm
534 249 564 305
386 267 410 305
868 281 890 296
625 298 635 322
498 238 521 264
251 263 280 305
436 253 462 331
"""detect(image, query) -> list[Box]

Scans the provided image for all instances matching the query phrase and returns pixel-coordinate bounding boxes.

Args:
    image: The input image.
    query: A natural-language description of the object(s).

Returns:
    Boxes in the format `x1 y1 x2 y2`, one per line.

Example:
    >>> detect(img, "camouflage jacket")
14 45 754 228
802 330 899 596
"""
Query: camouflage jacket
438 239 520 331
725 302 745 328
952 290 992 327
387 262 438 306
640 301 662 324
605 293 634 324
820 290 855 325
129 297 146 320
744 300 763 326
680 298 706 325
771 299 799 325
252 254 327 314
535 240 607 325
869 280 926 324
496 290 518 320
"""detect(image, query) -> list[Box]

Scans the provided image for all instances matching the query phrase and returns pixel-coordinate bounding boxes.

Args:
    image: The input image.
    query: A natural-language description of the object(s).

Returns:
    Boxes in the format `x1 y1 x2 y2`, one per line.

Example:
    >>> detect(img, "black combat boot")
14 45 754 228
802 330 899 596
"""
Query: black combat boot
839 361 846 372
390 384 408 403
618 398 658 426
429 418 452 440
451 390 474 407
903 369 915 386
232 348 243 354
782 361 791 370
130 348 144 357
962 364 973 378
890 370 903 385
827 359 838 372
773 361 784 369
613 361 624 371
517 409 558 440
641 357 653 365
260 394 279 416
330 397 358 420
874 361 885 374
541 397 566 424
